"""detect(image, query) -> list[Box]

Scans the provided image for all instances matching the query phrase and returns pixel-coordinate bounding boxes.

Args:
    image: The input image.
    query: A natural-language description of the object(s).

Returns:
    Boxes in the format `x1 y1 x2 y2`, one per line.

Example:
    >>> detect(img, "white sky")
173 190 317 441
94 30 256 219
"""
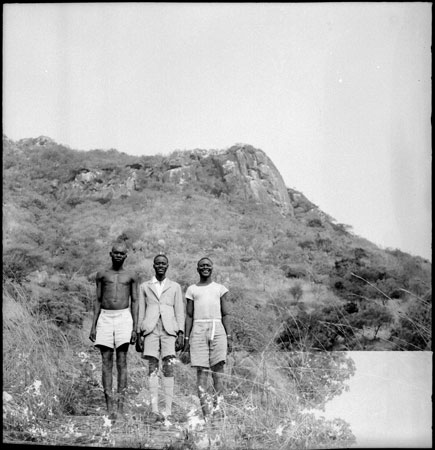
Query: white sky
318 351 433 448
3 3 432 260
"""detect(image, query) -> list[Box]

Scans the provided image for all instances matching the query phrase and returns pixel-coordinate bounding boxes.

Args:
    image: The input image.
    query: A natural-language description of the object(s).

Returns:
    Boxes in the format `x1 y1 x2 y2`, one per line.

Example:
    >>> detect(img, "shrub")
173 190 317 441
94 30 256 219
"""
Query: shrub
282 264 307 279
316 237 333 252
351 302 393 339
390 291 432 350
299 240 316 251
276 303 363 351
307 218 323 228
289 283 303 302
3 245 47 283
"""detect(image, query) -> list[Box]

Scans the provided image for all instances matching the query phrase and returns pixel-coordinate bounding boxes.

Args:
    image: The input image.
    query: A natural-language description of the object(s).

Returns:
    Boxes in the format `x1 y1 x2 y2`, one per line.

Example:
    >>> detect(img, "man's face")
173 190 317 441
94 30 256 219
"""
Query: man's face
153 256 168 277
110 246 127 264
197 259 213 277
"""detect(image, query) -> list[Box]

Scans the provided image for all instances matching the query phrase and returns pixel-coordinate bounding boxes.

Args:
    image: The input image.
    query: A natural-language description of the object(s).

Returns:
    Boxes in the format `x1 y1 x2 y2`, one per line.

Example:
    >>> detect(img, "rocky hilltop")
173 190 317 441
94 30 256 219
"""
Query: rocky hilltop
4 136 294 216
160 144 293 215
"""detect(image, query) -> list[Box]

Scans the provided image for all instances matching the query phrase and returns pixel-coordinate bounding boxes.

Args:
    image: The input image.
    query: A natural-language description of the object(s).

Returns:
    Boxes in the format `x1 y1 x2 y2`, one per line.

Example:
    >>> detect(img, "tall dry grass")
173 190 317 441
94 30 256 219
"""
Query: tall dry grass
3 279 356 448
3 272 429 448
2 278 80 441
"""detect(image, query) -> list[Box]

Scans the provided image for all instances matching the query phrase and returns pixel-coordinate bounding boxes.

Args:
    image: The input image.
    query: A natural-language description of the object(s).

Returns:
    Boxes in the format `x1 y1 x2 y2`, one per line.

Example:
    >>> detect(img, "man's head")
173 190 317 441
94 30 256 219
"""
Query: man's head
110 242 128 265
153 254 169 278
197 257 213 278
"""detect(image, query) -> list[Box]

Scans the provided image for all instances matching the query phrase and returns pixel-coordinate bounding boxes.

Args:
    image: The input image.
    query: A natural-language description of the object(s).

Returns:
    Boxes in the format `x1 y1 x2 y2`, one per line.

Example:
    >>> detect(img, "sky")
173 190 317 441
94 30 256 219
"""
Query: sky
3 3 432 260
317 351 432 448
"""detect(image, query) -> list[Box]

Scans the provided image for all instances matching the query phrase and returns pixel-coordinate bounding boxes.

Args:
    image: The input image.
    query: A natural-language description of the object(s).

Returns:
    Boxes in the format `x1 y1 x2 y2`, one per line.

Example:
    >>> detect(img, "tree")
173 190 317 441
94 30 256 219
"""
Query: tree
351 302 393 340
276 304 360 351
284 352 356 410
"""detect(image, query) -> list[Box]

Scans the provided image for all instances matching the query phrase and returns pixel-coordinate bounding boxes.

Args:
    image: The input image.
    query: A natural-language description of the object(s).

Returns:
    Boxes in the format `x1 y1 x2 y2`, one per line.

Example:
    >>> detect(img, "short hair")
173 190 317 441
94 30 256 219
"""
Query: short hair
154 254 169 264
197 257 213 267
111 242 128 253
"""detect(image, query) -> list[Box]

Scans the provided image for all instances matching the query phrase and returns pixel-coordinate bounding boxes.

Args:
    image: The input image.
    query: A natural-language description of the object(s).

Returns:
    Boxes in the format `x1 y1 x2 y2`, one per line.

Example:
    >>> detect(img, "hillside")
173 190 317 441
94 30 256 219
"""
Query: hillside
2 135 431 447
3 135 431 352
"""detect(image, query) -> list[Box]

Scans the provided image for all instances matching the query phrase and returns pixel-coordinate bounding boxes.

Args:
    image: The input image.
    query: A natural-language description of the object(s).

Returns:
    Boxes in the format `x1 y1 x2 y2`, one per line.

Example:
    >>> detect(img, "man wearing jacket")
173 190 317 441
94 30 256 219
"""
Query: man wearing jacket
137 254 185 422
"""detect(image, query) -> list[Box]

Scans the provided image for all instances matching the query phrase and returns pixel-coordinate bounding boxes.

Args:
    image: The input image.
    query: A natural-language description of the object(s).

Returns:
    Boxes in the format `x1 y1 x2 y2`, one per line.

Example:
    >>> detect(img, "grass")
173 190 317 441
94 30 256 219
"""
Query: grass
4 275 429 448
3 279 358 449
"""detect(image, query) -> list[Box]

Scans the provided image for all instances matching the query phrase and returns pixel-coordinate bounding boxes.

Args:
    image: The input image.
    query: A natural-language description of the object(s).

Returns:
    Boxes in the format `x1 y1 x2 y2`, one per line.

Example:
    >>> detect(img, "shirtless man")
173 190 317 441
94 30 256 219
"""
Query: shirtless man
89 242 138 420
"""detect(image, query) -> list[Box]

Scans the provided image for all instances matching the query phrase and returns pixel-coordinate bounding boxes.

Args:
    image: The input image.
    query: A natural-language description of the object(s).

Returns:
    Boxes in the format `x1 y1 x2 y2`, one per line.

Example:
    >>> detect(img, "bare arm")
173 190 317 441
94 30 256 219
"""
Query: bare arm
130 274 139 343
137 282 146 334
221 292 231 336
89 271 103 341
183 298 194 351
221 292 233 353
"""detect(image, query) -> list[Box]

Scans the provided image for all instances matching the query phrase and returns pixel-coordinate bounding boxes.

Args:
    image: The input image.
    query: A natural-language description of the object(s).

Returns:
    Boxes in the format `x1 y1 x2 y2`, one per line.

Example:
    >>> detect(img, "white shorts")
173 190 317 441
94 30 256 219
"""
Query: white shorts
95 308 133 349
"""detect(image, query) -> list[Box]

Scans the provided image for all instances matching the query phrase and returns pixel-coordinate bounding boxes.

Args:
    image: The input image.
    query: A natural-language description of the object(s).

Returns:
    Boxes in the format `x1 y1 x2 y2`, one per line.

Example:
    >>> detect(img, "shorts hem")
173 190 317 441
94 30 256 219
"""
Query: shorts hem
95 342 115 349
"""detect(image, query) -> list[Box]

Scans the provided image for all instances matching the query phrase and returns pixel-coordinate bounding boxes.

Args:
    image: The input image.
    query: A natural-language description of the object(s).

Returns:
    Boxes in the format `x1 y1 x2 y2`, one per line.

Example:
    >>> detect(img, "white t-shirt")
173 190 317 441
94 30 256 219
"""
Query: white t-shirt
185 282 228 320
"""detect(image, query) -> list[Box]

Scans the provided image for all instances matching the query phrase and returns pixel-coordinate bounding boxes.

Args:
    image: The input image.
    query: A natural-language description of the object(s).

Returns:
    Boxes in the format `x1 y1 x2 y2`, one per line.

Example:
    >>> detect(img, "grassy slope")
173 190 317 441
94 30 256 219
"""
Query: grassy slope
2 139 431 352
3 139 430 447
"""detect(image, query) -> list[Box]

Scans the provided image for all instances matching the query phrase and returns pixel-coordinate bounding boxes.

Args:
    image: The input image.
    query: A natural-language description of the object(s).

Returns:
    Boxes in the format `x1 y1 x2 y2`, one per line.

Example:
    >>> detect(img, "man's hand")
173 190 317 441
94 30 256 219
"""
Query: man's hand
89 327 96 342
179 338 190 364
175 332 184 352
182 338 190 353
227 335 233 354
135 333 144 353
130 330 137 344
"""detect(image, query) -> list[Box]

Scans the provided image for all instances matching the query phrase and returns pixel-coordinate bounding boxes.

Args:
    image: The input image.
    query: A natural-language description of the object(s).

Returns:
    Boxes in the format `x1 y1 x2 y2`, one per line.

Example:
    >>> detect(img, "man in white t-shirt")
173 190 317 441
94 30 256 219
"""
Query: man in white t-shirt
183 257 232 421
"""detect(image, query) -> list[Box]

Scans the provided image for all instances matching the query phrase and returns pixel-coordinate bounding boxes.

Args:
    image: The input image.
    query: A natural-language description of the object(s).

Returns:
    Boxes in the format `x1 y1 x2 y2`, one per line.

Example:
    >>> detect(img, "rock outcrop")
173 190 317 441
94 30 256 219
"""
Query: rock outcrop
161 144 293 215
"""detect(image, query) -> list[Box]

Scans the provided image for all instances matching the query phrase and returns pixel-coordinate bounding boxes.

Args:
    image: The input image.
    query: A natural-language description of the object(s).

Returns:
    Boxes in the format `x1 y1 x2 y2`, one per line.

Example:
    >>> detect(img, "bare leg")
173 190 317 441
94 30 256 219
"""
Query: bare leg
100 346 115 418
116 343 129 415
197 367 211 420
211 361 225 415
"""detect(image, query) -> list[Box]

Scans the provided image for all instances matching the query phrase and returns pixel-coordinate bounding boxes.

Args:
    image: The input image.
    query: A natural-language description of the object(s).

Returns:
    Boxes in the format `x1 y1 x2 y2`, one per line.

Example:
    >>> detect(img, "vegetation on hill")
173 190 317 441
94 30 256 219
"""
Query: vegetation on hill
2 136 431 446
3 136 431 351
3 277 356 448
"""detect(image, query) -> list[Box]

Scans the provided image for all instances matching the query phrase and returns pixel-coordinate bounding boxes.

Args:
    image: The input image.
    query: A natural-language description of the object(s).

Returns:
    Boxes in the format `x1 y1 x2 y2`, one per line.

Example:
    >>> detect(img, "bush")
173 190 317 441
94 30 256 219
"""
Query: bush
299 240 316 251
307 218 323 228
390 292 432 350
3 245 47 283
276 303 365 351
289 283 303 302
282 264 307 279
